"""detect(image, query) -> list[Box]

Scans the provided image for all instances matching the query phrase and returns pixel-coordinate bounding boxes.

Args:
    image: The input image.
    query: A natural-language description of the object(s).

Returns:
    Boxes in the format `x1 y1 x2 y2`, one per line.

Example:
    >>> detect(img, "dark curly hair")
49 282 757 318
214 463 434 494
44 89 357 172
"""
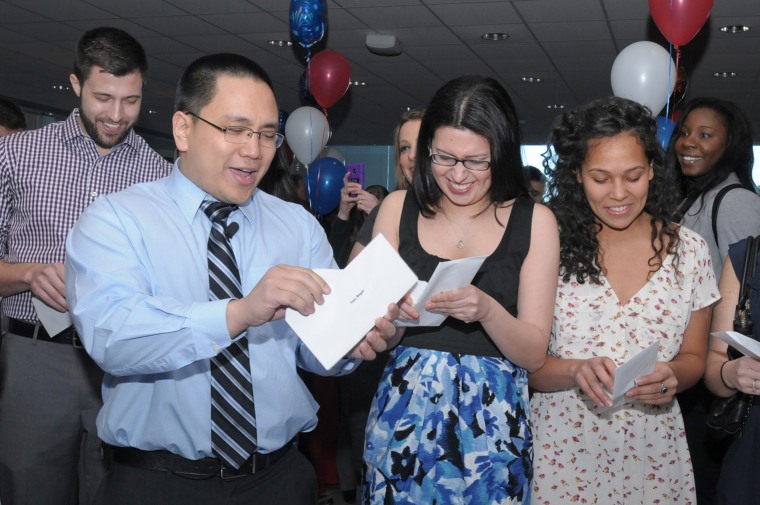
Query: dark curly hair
664 97 757 218
544 96 680 284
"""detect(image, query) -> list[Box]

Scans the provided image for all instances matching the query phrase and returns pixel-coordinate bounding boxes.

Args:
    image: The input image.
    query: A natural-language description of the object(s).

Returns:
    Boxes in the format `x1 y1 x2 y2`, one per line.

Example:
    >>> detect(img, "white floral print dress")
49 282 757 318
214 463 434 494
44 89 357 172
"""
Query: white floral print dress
531 227 719 505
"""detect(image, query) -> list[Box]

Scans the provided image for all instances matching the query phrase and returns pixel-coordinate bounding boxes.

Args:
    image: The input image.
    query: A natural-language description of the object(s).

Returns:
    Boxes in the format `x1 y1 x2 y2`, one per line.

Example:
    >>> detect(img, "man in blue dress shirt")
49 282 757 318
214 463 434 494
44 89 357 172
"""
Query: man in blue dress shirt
65 53 400 505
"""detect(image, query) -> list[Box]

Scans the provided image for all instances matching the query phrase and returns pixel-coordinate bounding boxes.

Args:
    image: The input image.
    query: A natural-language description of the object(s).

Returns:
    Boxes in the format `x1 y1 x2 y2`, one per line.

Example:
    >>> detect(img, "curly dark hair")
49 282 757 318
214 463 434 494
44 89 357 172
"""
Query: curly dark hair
544 96 680 284
664 97 757 218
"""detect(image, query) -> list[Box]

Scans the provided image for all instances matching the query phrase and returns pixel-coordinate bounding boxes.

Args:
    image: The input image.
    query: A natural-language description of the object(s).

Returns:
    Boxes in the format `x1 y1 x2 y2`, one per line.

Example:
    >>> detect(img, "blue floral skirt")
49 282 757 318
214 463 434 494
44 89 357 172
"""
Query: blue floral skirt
362 345 532 505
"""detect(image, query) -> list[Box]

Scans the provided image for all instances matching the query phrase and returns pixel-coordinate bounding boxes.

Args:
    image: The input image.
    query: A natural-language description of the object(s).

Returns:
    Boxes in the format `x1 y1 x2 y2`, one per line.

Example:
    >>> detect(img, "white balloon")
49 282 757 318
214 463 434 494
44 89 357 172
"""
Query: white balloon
285 106 331 165
611 41 676 116
320 146 345 165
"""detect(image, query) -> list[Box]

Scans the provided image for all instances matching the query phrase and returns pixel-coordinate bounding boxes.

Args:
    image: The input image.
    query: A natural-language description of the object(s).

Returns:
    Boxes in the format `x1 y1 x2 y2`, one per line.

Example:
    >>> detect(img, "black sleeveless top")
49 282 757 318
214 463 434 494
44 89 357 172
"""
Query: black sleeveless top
398 191 534 358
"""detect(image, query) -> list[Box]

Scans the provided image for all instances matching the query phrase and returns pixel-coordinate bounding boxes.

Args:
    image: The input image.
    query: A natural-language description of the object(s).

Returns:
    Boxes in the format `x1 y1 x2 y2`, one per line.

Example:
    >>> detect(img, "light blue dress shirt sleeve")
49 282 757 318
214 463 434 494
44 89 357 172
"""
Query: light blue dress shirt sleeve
65 166 354 456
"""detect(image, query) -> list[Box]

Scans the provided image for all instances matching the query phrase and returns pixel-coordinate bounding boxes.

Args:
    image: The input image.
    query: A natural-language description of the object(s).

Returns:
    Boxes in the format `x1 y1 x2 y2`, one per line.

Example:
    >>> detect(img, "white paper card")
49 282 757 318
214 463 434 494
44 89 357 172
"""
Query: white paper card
604 339 660 409
395 256 486 328
31 297 72 337
285 234 417 369
712 331 760 359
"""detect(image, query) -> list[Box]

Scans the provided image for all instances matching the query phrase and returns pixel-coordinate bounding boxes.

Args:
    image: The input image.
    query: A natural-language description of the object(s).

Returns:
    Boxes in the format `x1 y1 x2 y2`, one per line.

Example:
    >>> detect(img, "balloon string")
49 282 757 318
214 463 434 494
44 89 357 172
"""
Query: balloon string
305 162 314 214
322 109 329 154
669 0 674 47
673 47 681 120
665 42 673 120
307 52 313 166
664 0 674 120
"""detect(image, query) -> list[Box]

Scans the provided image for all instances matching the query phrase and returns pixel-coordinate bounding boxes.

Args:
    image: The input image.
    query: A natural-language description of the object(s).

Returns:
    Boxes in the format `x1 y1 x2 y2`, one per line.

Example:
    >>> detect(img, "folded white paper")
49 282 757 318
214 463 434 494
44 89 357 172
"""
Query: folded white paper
285 234 417 369
31 297 72 337
712 331 760 359
603 339 660 409
395 255 486 328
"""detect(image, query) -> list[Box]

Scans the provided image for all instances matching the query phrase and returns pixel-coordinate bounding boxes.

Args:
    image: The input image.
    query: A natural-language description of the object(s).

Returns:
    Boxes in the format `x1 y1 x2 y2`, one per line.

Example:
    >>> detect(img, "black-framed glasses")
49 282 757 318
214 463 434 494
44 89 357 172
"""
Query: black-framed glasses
185 111 284 149
429 152 491 171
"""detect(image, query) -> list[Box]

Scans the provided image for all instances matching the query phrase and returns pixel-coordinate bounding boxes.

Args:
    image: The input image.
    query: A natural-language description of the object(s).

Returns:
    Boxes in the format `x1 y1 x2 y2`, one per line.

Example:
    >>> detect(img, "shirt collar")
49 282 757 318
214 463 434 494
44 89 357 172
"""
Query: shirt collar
60 108 140 152
169 157 257 227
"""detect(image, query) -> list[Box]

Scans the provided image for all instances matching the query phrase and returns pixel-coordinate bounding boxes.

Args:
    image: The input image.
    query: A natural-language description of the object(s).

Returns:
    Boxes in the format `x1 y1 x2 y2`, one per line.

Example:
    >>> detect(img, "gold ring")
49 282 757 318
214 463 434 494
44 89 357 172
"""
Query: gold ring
659 383 669 395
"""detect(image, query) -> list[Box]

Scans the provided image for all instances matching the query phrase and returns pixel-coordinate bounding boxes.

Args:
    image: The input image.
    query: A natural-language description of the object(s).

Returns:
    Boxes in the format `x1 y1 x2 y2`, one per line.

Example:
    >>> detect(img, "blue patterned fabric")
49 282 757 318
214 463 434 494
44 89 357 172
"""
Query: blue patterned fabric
363 345 532 504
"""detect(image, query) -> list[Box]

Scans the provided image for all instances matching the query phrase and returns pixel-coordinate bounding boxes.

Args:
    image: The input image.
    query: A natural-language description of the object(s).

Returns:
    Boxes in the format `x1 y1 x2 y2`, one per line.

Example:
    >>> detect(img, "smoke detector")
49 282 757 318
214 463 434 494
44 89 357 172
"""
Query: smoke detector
366 34 402 56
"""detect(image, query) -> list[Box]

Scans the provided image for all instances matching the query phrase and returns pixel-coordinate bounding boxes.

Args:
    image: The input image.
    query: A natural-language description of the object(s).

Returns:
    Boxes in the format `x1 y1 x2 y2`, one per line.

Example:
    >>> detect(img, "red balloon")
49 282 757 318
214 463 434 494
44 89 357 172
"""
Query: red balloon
649 0 714 47
307 49 351 110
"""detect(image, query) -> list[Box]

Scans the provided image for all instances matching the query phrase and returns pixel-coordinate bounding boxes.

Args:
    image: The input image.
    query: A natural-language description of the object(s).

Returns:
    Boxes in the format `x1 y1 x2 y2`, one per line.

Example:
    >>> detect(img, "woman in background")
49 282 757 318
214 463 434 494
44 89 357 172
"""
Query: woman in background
666 97 760 276
364 75 559 504
530 96 719 504
665 97 760 505
329 181 388 267
348 109 423 261
704 237 760 504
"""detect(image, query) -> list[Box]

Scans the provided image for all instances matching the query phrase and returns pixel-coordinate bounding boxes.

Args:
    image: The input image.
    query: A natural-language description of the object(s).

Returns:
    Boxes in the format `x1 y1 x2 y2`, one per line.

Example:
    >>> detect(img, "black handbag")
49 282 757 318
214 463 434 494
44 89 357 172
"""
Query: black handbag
706 235 760 441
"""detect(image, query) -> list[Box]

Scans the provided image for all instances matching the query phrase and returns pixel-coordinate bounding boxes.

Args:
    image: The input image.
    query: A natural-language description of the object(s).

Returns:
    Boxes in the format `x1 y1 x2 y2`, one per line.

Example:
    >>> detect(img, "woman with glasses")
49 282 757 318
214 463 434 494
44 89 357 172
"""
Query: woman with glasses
362 75 560 504
529 96 719 504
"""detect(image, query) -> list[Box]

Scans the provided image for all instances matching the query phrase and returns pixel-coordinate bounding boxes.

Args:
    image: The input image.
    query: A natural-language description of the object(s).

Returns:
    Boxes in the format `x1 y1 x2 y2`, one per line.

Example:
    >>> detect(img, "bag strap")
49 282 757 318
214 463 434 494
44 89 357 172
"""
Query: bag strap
734 236 760 336
739 236 760 302
712 183 745 251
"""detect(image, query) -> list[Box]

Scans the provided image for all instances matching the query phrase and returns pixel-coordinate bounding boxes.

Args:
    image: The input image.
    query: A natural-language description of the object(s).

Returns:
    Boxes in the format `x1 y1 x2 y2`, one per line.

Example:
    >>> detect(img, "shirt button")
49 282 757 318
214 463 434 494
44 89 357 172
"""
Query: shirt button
213 344 220 352
90 191 98 198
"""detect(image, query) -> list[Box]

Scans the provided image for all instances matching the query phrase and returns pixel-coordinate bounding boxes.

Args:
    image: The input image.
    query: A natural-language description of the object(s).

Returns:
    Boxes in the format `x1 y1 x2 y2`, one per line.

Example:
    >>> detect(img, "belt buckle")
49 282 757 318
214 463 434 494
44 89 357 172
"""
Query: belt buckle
71 331 84 349
219 458 253 480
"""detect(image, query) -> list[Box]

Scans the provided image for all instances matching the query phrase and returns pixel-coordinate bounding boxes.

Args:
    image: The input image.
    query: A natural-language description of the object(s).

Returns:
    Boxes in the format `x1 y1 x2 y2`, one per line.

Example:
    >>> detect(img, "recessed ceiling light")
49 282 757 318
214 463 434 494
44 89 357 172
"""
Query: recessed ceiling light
350 81 367 86
148 110 158 115
267 40 293 47
546 104 565 109
521 76 542 83
51 84 70 91
713 71 737 77
720 25 750 33
481 32 509 41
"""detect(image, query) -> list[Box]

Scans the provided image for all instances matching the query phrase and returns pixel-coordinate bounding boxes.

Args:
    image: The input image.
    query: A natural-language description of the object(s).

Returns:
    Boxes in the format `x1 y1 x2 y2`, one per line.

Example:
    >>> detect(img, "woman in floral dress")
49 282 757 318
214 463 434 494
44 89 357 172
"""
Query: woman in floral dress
363 75 560 504
530 96 720 504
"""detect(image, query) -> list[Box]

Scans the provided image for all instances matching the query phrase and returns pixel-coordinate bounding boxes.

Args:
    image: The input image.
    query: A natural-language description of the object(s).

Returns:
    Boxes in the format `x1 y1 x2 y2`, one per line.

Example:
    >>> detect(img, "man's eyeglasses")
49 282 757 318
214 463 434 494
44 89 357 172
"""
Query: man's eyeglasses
429 152 491 171
185 111 284 149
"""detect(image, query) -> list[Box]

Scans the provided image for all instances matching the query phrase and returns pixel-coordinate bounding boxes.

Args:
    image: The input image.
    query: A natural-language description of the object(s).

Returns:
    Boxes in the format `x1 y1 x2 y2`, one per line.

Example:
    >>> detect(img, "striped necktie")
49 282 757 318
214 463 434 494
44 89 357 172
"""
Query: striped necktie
201 200 257 469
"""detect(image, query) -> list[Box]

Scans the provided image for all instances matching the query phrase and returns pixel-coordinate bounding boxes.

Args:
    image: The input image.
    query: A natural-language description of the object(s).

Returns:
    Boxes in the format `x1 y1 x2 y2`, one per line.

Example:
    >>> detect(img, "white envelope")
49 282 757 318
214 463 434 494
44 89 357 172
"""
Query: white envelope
285 234 417 369
31 297 72 338
602 339 660 409
395 255 486 327
712 331 760 359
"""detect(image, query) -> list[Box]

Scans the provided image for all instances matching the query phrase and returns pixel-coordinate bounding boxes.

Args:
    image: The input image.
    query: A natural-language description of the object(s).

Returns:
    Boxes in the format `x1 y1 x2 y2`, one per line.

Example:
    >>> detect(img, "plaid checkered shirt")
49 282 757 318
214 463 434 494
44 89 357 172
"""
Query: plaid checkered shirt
0 109 172 321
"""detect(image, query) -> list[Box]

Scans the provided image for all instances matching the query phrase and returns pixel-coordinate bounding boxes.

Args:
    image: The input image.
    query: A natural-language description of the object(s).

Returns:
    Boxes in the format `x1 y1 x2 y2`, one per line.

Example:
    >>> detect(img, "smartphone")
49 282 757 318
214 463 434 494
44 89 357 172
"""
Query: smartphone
346 163 365 197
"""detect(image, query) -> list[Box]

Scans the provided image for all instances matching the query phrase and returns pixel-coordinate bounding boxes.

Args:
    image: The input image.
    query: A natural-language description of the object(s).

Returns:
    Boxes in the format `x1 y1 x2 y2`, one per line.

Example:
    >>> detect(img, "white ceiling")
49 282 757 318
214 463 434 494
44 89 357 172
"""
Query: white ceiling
1 0 759 146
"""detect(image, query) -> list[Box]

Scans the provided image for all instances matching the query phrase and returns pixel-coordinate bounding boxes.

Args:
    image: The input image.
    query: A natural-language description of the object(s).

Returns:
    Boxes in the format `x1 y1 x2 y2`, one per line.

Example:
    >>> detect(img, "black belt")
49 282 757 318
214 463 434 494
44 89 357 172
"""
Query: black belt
105 441 294 480
7 318 83 348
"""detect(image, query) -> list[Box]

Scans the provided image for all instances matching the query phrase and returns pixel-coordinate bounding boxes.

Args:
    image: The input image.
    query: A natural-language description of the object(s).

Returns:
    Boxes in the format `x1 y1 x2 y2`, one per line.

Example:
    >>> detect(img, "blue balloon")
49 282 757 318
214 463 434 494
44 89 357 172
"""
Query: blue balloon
289 0 327 49
306 157 344 215
656 115 676 149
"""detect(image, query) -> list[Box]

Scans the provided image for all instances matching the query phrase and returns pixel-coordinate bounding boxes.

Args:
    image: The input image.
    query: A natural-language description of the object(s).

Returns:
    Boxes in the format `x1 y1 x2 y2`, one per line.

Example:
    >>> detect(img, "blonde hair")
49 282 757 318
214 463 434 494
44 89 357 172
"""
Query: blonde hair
392 109 424 190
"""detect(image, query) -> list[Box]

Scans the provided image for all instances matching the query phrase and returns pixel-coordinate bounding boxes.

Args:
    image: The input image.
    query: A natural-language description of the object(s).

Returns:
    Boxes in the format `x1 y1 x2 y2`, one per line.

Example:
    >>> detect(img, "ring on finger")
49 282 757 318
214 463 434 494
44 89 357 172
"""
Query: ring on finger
659 383 669 395
753 379 757 394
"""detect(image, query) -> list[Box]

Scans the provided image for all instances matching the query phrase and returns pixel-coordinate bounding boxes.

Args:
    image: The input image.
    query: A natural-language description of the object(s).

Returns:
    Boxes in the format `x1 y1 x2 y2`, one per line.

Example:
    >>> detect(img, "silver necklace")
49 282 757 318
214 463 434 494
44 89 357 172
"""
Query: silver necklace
439 210 467 249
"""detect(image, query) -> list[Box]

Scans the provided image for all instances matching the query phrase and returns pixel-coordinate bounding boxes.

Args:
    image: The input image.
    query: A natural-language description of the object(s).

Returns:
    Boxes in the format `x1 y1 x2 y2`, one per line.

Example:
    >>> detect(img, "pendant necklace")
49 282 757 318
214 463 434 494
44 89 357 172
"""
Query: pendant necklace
440 209 467 249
